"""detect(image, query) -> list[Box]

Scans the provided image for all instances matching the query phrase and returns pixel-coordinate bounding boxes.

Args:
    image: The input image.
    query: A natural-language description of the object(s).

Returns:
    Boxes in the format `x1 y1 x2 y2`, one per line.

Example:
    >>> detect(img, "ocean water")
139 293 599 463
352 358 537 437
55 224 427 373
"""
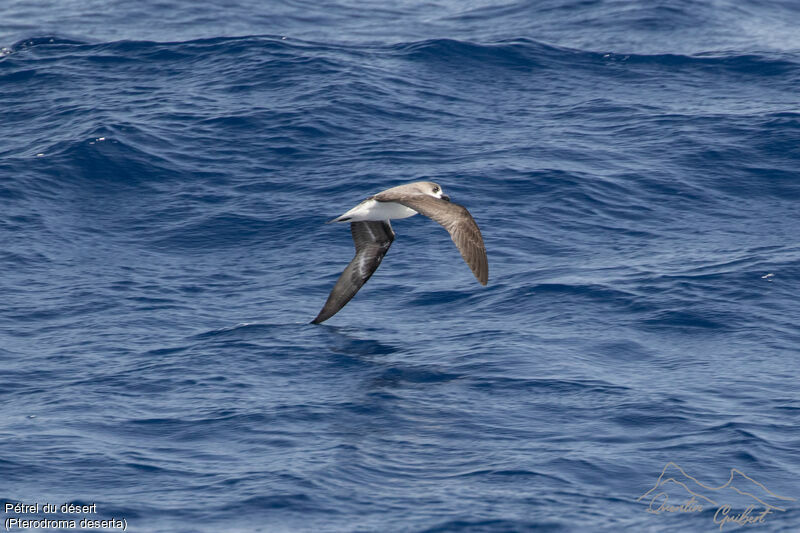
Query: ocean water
2 1 799 531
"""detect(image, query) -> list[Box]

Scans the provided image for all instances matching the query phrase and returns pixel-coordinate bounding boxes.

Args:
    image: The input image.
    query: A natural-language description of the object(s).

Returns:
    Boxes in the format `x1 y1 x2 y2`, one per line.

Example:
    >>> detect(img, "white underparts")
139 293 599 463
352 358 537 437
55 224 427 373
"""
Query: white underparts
334 199 418 222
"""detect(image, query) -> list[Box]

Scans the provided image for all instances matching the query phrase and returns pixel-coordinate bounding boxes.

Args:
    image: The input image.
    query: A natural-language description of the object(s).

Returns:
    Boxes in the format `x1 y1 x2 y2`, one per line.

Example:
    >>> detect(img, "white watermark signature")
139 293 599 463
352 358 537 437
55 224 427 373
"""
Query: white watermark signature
637 462 795 530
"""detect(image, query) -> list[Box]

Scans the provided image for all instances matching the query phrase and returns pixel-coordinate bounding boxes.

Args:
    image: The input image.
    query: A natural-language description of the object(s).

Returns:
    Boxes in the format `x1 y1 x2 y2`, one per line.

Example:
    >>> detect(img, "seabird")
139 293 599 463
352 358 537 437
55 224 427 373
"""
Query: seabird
311 181 488 324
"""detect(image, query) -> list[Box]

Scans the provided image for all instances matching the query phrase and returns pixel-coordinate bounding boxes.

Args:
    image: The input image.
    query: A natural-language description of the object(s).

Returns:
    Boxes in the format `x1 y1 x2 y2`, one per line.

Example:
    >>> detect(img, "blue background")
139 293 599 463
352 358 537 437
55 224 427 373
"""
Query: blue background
2 1 799 531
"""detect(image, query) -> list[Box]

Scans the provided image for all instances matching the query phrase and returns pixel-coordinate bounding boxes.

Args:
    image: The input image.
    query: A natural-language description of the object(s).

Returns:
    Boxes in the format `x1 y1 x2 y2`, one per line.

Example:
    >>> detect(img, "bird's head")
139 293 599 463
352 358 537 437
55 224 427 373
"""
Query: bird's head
419 181 450 201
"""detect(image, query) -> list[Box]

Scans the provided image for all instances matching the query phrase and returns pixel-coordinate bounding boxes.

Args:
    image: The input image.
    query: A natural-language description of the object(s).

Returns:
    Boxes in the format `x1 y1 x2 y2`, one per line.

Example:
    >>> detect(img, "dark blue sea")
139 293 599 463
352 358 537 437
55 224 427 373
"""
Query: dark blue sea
2 1 799 531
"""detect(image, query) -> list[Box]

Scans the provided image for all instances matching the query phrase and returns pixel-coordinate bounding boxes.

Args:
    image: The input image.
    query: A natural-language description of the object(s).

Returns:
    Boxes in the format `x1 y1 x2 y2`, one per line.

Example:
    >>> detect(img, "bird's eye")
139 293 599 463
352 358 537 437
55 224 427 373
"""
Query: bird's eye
433 186 439 193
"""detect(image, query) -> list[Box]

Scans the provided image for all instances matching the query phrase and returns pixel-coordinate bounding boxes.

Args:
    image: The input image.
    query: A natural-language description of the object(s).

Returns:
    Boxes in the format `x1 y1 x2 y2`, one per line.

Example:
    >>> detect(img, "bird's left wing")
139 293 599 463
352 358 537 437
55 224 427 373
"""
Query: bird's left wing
311 220 394 324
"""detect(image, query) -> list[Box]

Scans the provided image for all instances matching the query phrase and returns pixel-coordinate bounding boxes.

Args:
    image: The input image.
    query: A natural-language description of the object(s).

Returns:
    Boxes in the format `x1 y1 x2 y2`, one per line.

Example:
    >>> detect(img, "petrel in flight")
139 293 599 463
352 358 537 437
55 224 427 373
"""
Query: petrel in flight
311 181 488 324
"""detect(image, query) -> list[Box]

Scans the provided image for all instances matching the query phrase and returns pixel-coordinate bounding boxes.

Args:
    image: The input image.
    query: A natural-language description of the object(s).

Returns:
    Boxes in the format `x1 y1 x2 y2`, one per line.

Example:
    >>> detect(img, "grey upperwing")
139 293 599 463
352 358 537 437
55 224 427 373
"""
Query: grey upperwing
374 192 488 285
311 220 395 324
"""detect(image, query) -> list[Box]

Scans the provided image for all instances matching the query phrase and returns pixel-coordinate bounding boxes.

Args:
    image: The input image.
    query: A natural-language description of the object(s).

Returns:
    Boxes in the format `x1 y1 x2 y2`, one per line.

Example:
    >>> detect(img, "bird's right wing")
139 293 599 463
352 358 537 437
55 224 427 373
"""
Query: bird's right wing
311 221 394 324
375 193 488 286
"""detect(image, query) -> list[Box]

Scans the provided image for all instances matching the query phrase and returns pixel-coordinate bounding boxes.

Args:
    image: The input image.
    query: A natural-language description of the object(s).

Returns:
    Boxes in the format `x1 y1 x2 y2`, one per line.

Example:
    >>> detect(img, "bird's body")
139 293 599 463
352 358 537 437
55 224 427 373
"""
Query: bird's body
312 181 488 324
330 197 418 223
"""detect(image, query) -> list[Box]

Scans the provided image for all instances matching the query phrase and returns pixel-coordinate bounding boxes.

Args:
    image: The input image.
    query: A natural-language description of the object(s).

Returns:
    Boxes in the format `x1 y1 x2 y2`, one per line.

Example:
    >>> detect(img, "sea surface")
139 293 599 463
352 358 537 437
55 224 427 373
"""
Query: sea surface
2 1 799 532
